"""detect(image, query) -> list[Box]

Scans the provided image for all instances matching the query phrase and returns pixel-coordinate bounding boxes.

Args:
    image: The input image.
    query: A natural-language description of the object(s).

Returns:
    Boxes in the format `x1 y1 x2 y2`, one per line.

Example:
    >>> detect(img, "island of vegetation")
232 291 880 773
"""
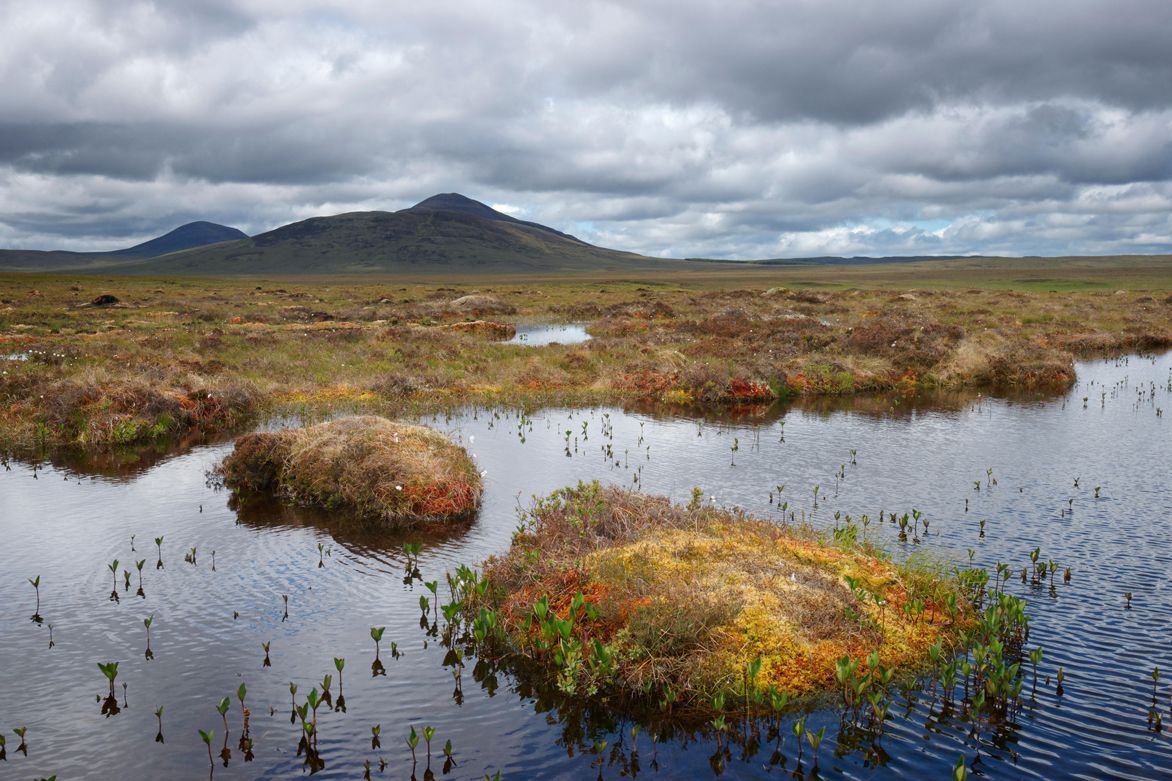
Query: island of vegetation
468 482 979 715
220 415 482 522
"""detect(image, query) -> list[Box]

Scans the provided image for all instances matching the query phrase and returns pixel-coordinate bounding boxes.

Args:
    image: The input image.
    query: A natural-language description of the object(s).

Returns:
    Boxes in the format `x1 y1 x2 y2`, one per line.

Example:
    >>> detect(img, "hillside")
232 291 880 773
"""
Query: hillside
0 221 247 271
129 194 678 275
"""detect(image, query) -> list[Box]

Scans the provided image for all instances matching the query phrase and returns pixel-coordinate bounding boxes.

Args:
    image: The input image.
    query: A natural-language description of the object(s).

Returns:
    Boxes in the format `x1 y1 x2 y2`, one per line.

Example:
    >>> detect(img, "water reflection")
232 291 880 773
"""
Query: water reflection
6 429 236 480
0 352 1169 780
509 322 592 346
230 494 478 556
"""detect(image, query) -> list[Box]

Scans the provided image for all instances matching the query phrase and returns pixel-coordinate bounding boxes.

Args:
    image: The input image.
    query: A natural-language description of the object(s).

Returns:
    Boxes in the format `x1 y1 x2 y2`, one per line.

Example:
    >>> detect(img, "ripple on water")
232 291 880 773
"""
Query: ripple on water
1 352 1171 779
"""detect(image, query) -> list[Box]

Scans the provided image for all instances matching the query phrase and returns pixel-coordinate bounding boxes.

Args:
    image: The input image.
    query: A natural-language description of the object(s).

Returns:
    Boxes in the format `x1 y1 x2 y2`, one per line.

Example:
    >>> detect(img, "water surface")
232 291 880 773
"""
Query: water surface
1 353 1170 780
508 322 591 346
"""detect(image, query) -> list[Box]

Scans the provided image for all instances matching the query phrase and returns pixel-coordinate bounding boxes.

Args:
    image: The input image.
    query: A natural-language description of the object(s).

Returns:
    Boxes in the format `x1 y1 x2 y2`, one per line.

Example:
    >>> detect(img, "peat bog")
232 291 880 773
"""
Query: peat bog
1 352 1170 779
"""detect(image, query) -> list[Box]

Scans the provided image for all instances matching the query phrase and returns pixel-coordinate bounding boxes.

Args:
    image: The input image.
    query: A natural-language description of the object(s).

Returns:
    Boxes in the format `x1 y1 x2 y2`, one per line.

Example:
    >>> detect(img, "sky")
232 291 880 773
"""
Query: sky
2 0 1172 259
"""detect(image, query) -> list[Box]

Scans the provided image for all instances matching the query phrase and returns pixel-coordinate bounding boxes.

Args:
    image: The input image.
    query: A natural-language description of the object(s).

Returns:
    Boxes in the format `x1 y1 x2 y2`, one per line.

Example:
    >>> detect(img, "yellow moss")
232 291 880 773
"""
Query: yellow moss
662 388 695 404
274 384 377 404
489 485 967 707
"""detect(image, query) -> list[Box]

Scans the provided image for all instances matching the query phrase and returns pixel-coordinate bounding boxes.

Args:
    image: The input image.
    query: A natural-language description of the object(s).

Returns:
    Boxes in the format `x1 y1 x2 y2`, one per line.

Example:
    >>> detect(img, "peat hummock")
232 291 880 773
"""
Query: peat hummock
476 483 972 715
221 416 482 523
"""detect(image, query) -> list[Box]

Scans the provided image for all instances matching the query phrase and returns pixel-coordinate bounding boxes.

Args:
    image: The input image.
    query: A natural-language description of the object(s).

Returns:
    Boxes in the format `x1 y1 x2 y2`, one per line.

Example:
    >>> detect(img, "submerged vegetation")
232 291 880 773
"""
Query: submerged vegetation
219 415 482 522
474 483 975 714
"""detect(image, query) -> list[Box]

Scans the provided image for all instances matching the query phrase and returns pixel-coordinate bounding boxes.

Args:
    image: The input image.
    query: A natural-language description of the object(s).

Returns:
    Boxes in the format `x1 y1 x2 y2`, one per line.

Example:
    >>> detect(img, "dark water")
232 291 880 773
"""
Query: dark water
1 353 1170 780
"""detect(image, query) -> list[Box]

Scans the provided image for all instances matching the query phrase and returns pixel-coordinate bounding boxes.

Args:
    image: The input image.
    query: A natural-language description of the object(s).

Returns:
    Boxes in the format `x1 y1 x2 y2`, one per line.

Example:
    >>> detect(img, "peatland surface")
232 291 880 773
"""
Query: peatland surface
2 255 1170 451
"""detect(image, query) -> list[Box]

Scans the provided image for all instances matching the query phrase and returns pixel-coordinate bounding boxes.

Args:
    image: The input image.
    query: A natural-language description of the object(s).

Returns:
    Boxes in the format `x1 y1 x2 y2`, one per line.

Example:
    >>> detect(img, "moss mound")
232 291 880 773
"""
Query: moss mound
481 483 969 710
221 416 481 522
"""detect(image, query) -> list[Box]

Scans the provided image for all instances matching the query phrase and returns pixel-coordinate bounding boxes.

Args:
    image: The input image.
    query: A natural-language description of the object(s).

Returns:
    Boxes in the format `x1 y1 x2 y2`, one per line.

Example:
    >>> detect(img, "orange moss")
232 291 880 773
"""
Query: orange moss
727 378 776 401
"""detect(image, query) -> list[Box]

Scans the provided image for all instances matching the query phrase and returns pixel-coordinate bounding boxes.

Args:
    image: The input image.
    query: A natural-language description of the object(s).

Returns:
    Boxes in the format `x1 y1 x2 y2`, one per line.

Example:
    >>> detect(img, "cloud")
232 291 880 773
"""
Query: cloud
2 0 1172 257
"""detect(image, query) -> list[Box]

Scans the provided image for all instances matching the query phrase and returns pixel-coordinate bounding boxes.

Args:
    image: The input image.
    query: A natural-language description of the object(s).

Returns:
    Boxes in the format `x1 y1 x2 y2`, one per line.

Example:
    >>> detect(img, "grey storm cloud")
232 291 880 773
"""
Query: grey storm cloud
1 0 1171 257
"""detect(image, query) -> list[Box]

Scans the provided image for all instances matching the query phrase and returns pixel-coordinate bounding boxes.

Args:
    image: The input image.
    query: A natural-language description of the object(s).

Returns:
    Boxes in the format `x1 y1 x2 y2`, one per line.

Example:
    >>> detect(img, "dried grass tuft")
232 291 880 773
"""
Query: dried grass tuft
221 415 481 523
440 320 516 339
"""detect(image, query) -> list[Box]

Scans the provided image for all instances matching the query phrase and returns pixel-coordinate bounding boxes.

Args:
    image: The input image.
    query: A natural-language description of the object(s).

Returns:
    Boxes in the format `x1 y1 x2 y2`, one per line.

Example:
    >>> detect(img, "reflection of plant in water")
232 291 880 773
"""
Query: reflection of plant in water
262 641 271 668
154 706 164 744
98 662 120 717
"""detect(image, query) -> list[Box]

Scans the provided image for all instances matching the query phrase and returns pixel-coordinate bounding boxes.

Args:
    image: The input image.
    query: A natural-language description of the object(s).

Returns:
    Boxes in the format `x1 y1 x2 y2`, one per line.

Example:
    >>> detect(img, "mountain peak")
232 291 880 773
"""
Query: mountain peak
408 193 502 218
113 221 248 257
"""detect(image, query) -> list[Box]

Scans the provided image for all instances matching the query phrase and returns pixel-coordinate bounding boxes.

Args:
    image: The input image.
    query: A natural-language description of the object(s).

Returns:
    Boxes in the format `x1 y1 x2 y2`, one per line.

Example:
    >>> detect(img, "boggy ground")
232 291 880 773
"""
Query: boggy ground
474 483 971 713
1 261 1170 449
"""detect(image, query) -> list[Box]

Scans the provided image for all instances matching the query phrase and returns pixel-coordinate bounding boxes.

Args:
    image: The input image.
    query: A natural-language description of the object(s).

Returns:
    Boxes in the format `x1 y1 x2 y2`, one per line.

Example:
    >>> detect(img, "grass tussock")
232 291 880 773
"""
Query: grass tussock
480 483 969 710
439 320 517 339
1 364 258 447
220 415 481 522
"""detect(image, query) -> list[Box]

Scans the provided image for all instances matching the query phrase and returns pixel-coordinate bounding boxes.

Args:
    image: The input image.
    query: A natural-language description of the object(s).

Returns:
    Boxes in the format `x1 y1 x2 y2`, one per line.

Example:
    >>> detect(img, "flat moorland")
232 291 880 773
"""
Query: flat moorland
1 256 1170 450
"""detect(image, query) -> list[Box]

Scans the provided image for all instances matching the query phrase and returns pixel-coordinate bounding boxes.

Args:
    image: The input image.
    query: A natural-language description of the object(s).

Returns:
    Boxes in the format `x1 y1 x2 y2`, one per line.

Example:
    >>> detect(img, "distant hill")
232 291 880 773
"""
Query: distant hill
111 221 247 257
0 221 247 272
0 196 1062 277
129 194 677 275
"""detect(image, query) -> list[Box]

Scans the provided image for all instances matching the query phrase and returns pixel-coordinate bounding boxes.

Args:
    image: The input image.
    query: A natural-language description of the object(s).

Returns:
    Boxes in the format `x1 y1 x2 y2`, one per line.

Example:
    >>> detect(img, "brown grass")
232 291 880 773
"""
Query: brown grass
220 415 481 522
2 266 1170 449
439 320 517 339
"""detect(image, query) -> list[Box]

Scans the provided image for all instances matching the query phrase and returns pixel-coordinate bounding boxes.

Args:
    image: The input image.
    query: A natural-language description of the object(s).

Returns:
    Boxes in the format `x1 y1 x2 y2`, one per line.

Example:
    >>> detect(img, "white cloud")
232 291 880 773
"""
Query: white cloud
2 0 1172 257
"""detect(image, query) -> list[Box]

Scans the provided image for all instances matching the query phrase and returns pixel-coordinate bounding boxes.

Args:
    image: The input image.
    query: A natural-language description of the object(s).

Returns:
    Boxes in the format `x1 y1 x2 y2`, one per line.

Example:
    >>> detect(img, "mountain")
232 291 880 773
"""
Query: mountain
110 221 248 257
0 221 247 272
127 194 677 275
